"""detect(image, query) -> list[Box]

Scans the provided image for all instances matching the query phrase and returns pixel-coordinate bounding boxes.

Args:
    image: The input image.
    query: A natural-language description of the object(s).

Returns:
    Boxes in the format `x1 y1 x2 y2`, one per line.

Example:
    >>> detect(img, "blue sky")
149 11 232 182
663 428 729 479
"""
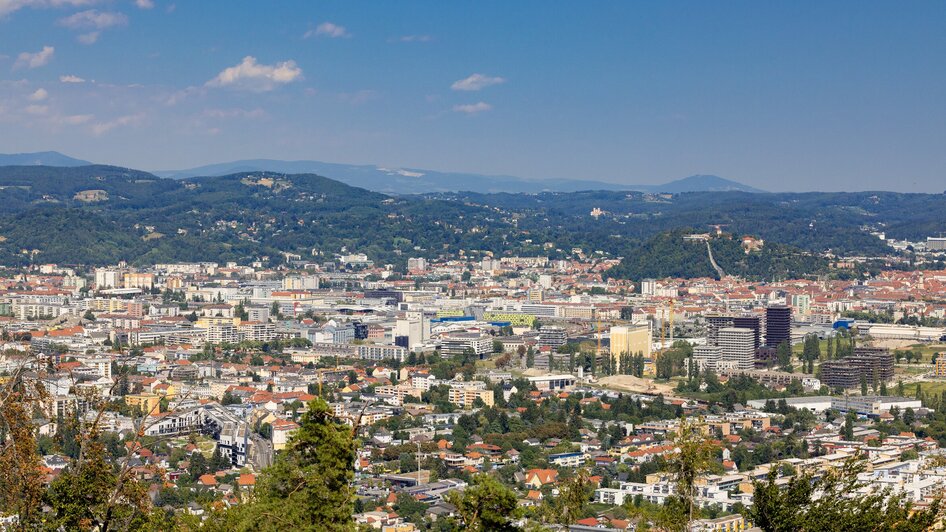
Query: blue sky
1 1 944 192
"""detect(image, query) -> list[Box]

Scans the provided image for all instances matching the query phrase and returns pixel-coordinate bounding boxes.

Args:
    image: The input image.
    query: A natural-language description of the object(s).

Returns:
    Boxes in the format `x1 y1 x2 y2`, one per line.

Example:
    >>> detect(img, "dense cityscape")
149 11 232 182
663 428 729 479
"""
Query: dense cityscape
4 1 946 531
3 249 946 530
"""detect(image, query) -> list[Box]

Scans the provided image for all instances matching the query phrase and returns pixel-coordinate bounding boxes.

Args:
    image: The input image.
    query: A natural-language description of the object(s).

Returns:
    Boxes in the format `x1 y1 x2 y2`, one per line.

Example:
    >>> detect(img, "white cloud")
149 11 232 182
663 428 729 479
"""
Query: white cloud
59 113 93 125
135 0 153 8
304 21 350 39
91 112 143 135
202 107 266 119
337 89 378 105
58 9 127 29
77 31 100 44
28 88 48 101
25 104 48 115
0 0 97 18
452 102 492 114
396 34 432 43
59 74 86 83
206 56 302 92
451 73 505 91
14 46 54 69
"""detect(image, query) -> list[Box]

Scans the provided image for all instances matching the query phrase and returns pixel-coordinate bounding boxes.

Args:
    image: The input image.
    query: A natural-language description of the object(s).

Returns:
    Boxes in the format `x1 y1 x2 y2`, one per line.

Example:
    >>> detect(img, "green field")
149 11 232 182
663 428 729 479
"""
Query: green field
900 380 946 399
894 344 946 363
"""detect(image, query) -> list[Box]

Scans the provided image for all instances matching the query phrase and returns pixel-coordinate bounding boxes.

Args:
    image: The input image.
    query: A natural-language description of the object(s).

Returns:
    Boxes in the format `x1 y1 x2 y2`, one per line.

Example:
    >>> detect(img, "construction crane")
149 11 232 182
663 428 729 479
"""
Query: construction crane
658 298 675 355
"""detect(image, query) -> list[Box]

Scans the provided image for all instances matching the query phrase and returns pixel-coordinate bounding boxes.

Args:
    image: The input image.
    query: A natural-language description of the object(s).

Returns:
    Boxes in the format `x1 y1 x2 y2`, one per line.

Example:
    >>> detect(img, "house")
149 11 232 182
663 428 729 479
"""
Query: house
271 418 301 451
525 468 559 488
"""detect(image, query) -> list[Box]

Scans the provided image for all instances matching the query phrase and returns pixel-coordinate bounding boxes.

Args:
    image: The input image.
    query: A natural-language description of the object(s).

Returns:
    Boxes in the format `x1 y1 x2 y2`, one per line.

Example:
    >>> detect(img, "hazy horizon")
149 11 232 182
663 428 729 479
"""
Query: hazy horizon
2 2 945 192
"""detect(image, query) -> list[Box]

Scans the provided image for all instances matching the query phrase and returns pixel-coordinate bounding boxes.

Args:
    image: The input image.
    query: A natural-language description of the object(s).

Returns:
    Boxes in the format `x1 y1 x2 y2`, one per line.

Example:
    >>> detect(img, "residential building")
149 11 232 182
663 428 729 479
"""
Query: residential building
717 327 755 370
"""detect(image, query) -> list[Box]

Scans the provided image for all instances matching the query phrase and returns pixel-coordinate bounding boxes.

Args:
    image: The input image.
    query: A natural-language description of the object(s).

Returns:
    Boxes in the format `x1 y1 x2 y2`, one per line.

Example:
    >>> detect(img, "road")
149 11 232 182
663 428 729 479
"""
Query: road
706 241 726 278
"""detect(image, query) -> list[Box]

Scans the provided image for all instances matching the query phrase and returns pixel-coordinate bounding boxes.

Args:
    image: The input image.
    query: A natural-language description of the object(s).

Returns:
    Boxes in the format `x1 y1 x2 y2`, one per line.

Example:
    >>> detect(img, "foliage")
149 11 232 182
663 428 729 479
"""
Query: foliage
208 398 356 531
446 474 519 532
668 417 717 525
745 457 943 531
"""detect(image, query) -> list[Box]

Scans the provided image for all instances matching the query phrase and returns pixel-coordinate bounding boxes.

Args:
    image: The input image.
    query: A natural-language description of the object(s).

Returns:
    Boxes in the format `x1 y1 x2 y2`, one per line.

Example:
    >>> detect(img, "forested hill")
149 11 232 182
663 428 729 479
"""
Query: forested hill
0 167 524 266
427 189 946 256
0 165 177 213
0 164 944 279
604 230 831 281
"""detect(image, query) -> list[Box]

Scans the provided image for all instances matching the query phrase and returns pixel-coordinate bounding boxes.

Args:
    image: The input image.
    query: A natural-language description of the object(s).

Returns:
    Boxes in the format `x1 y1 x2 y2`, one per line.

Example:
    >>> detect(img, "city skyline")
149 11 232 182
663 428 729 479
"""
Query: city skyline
1 1 945 192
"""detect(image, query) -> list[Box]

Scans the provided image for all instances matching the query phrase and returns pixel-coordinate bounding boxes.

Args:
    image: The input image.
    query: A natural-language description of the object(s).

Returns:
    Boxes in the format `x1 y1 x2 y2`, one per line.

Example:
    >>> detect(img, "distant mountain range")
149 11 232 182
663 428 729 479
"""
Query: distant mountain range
0 151 92 167
0 151 764 194
0 162 944 272
154 158 764 194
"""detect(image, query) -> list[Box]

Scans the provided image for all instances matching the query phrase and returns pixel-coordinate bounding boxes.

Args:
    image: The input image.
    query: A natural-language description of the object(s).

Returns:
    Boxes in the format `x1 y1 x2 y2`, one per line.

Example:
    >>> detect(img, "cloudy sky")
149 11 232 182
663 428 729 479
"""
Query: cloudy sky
1 1 945 192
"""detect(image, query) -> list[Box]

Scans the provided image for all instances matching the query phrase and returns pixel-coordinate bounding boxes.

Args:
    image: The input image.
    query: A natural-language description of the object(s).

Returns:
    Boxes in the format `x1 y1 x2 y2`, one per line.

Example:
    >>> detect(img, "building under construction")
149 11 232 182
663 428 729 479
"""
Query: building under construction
820 348 895 389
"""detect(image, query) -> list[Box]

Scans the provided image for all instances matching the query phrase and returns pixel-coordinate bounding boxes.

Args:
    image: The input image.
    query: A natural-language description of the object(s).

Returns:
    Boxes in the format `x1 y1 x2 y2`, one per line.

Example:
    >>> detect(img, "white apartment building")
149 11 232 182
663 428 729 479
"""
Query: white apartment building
718 327 755 370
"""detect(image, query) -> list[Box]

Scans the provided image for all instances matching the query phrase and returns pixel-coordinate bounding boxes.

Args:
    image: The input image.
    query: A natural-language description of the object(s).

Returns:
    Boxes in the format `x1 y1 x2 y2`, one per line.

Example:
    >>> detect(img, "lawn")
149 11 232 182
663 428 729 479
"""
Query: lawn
894 344 946 363
900 380 946 399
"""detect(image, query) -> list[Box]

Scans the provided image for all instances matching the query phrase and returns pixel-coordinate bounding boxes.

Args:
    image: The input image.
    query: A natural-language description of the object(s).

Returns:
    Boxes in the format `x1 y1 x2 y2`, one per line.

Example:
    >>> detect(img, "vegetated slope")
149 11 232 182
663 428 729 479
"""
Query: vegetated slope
430 190 946 256
0 168 526 266
604 230 830 281
0 165 179 214
1 164 943 277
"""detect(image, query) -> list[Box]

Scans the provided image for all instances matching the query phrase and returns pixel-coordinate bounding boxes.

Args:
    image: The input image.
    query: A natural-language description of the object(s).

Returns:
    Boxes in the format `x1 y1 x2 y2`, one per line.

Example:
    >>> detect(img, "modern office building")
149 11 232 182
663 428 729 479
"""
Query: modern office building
717 327 756 370
707 314 762 350
733 316 763 349
705 315 733 347
537 326 567 350
395 311 430 350
765 305 792 347
693 345 721 371
440 333 493 358
927 237 946 252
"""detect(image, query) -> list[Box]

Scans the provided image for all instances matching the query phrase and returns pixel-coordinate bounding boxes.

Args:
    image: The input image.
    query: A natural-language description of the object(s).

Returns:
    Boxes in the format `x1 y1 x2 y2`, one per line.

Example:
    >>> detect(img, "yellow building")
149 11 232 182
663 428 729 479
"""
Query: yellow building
196 315 241 328
448 387 495 409
123 272 155 290
483 311 536 327
609 325 652 370
125 393 162 416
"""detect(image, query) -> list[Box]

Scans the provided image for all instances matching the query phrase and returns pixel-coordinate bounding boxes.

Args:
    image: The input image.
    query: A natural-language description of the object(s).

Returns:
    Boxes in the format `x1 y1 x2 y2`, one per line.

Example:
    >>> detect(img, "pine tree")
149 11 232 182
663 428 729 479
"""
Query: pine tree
214 398 357 531
843 413 855 441
777 341 793 372
447 474 518 531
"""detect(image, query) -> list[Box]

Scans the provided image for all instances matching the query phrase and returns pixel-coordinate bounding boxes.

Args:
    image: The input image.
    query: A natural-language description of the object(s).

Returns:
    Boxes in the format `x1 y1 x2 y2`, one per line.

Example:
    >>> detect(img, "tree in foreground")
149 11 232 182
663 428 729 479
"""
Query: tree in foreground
209 398 356 531
45 424 154 531
746 456 942 532
447 474 519 531
668 416 716 529
0 373 48 528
